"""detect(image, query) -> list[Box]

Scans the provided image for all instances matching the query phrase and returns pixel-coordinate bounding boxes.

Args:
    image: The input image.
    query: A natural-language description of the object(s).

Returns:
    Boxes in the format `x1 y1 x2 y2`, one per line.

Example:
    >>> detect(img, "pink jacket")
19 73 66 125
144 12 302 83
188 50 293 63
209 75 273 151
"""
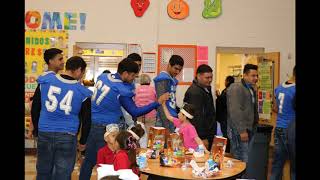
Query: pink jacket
134 85 157 118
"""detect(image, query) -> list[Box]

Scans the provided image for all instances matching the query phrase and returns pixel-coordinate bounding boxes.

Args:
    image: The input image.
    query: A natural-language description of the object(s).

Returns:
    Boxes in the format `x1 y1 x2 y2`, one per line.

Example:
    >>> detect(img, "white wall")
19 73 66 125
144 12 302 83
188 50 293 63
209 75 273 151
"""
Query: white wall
25 0 295 105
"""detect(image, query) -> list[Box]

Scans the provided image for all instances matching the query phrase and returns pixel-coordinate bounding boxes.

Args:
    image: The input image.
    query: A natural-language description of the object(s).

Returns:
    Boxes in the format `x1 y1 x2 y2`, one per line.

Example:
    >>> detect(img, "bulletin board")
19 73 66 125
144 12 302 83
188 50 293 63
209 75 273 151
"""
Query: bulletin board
158 44 197 85
257 59 274 121
142 52 156 73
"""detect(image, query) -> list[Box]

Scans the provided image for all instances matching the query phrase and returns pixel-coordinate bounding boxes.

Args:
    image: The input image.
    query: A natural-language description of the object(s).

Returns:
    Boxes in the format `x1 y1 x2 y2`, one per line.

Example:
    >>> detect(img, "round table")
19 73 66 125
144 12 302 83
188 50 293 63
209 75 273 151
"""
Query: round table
140 155 246 179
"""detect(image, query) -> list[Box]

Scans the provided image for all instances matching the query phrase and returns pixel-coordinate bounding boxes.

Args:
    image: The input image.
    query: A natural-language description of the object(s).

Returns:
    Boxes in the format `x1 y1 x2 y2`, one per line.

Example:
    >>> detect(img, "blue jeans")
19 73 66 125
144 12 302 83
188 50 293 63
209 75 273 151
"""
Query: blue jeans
287 121 296 180
36 131 77 180
227 125 254 163
270 127 294 180
79 124 106 180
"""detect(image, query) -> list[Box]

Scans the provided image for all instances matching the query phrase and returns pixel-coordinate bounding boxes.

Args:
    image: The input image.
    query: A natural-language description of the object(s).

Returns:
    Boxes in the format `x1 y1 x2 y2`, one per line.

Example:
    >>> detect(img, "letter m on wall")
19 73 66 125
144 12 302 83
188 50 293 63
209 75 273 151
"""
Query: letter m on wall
41 12 62 30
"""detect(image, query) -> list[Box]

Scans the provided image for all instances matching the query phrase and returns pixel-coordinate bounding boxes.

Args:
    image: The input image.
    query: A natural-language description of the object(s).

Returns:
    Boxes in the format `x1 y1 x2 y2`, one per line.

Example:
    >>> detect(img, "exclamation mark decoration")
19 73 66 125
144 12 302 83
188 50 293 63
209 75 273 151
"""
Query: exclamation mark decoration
80 13 86 31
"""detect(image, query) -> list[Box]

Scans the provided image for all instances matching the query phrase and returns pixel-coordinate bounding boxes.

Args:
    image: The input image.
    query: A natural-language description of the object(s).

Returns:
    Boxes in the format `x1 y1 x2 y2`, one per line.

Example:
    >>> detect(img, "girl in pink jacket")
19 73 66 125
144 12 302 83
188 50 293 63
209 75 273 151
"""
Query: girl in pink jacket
134 74 157 134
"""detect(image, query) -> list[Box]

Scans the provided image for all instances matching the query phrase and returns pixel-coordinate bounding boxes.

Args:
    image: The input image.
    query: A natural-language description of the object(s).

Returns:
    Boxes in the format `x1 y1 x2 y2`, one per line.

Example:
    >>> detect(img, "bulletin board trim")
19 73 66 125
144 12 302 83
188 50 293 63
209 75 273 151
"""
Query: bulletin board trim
142 52 156 73
157 44 197 85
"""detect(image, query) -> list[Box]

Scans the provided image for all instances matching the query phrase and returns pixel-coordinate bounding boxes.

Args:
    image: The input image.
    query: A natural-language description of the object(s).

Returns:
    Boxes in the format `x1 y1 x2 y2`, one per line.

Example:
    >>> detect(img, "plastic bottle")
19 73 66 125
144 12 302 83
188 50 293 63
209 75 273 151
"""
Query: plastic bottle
197 144 205 154
206 153 215 171
138 153 147 169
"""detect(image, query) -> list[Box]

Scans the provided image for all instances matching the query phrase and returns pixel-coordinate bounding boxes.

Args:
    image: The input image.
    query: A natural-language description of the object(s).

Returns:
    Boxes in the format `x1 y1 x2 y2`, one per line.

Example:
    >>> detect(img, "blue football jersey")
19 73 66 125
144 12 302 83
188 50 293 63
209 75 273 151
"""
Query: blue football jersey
91 73 134 125
38 73 92 134
154 71 178 117
275 82 296 128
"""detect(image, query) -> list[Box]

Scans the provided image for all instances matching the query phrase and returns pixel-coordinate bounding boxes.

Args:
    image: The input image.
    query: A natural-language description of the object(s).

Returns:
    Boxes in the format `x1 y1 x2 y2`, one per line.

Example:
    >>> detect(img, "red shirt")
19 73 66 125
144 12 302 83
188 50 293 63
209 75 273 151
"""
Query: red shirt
114 150 139 175
97 145 115 165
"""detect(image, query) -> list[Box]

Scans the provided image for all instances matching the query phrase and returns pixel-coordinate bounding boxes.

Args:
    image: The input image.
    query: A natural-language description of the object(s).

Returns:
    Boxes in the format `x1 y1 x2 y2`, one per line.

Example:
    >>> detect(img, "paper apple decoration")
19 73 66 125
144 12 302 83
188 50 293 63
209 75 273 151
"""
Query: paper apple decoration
131 0 150 17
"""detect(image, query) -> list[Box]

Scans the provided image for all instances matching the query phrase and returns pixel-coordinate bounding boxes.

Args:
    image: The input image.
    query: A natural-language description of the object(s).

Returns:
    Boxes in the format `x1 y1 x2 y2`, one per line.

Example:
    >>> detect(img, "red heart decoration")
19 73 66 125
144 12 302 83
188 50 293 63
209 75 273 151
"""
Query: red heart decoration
131 0 150 17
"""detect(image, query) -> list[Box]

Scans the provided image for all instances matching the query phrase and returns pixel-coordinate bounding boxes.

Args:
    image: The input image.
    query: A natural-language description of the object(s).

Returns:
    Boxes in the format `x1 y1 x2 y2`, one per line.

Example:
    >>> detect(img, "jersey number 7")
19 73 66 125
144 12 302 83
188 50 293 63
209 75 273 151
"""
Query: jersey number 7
92 80 111 105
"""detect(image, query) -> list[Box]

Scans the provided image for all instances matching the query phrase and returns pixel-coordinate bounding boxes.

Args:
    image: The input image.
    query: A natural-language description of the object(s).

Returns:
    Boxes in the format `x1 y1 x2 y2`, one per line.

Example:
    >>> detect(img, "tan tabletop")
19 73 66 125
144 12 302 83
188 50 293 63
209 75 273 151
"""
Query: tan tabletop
140 155 246 179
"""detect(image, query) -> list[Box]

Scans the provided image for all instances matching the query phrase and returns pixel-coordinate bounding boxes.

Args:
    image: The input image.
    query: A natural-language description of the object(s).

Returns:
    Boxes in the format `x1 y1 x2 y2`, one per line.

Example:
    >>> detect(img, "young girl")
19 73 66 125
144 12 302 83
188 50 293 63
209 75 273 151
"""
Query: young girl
97 124 120 165
113 131 140 175
162 102 210 153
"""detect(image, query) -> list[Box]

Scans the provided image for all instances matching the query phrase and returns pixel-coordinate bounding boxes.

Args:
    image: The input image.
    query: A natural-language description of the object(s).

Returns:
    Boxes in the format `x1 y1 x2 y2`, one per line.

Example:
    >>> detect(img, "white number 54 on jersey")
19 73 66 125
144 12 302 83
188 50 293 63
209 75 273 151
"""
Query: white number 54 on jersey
45 85 74 115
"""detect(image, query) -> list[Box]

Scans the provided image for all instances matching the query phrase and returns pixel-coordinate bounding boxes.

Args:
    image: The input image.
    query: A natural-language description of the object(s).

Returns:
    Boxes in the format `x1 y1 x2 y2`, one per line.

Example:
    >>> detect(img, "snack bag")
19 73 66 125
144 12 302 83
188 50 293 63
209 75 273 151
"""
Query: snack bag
167 133 185 157
147 127 166 151
211 136 227 169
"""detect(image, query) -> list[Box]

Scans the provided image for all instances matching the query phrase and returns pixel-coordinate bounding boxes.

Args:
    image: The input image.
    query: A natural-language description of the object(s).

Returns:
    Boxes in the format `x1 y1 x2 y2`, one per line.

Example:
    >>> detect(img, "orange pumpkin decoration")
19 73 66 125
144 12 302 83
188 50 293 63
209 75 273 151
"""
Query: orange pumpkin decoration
167 0 189 20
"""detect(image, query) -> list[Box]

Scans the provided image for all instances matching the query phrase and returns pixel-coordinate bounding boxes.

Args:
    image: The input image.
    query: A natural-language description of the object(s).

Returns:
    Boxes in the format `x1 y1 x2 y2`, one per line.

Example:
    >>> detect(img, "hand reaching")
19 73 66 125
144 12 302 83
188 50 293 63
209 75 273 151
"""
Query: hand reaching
158 92 170 104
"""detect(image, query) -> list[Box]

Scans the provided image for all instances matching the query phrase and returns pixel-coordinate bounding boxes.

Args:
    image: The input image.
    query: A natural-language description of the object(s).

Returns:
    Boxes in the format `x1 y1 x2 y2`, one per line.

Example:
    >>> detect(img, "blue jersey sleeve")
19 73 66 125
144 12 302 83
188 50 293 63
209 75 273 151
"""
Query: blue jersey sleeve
154 71 178 85
77 84 93 100
119 96 159 118
118 84 135 98
37 72 55 84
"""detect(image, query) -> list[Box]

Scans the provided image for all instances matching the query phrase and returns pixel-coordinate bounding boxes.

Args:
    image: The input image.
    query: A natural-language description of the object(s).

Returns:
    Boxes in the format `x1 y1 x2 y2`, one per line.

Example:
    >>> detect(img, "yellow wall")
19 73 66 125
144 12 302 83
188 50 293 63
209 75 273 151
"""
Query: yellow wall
216 53 258 92
216 54 241 91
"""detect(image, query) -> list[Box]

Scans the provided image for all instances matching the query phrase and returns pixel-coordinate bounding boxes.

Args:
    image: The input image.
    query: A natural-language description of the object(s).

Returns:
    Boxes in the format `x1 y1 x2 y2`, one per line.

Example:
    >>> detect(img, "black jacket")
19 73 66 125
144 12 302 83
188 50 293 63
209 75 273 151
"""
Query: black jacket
216 88 227 124
183 79 216 138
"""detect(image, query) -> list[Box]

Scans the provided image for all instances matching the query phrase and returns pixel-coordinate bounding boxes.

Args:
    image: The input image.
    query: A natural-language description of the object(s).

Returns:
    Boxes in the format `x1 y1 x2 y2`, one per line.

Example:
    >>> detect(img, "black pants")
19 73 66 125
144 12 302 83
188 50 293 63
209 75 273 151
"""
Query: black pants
220 120 230 153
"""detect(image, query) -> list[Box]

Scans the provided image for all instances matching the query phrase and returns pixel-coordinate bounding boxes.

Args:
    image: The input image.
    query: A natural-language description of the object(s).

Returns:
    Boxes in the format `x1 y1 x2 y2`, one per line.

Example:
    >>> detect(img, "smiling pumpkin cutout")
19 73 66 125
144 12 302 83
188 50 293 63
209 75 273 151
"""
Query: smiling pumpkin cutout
131 0 150 17
167 0 189 20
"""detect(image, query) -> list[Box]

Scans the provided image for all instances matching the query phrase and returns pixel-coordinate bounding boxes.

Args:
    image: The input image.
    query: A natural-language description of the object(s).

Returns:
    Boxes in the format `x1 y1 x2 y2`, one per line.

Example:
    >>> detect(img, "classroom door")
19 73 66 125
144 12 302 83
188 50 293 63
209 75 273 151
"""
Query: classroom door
255 52 280 147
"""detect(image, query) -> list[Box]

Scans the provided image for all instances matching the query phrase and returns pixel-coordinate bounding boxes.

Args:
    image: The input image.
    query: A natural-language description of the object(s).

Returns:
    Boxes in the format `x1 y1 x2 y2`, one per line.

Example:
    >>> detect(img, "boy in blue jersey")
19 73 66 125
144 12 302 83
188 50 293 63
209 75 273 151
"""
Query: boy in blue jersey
36 56 92 180
31 48 65 137
154 55 184 133
79 58 169 180
270 66 296 180
119 53 142 130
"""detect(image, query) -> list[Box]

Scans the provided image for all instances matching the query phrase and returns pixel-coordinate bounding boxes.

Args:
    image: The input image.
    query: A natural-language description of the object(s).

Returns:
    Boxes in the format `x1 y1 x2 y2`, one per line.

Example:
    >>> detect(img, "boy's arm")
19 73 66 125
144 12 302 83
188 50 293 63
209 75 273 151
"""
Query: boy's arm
155 80 171 126
78 97 92 146
120 93 169 118
161 103 174 122
195 136 210 153
31 85 41 137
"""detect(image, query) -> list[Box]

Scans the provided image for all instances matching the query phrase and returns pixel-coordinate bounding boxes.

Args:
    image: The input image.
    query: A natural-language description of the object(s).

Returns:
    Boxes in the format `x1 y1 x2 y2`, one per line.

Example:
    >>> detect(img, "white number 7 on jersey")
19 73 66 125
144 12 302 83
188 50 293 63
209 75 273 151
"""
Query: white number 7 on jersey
45 85 74 115
278 92 285 114
92 80 111 105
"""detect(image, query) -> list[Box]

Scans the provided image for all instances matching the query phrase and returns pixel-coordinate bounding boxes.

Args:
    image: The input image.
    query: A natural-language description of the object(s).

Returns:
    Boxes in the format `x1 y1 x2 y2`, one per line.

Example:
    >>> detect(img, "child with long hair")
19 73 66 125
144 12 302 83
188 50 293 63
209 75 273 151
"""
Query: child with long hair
97 124 120 165
162 102 210 153
113 131 140 175
127 122 145 147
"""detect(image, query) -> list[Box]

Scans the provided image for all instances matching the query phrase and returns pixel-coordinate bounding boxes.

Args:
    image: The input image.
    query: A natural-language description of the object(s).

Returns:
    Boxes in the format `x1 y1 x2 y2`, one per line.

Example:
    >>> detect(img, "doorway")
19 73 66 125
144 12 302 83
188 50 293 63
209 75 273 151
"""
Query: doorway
215 47 280 146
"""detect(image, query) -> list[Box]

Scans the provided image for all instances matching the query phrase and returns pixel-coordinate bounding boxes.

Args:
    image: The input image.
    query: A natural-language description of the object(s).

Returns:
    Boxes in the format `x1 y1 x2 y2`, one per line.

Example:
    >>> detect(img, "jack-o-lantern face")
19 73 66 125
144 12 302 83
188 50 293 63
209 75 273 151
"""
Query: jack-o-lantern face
167 0 189 20
131 0 150 17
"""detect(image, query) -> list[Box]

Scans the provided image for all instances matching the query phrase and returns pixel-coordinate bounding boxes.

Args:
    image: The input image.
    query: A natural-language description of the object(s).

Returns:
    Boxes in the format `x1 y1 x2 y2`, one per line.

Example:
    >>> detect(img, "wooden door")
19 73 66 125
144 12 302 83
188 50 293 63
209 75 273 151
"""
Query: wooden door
255 52 280 147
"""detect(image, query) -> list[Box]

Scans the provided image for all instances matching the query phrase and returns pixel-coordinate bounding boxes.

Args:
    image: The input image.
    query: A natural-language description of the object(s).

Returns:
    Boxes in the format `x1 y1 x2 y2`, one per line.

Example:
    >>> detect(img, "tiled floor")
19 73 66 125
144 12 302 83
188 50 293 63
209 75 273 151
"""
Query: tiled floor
25 152 98 180
25 148 290 180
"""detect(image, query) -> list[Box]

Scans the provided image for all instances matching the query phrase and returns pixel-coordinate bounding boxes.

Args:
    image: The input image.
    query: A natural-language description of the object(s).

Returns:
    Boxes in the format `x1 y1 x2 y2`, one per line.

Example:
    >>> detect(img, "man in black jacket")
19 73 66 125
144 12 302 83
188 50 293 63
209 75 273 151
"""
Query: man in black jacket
215 75 234 152
184 64 216 150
